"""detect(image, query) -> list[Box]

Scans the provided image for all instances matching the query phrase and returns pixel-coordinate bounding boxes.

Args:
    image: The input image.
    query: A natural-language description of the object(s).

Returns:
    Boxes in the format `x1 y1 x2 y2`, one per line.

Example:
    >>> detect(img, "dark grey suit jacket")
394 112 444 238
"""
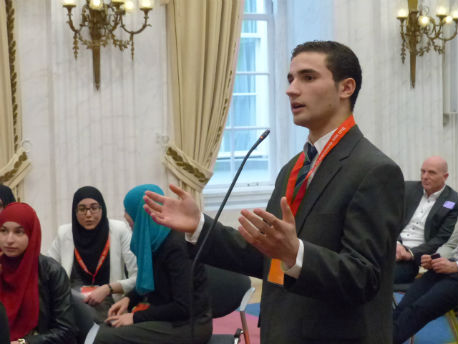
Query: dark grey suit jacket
401 181 458 264
194 126 404 344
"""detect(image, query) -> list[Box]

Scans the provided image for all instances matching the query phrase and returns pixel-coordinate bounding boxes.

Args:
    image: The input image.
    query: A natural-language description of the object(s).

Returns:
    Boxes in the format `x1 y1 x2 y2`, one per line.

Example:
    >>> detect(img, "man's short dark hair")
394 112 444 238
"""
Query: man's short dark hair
291 41 362 111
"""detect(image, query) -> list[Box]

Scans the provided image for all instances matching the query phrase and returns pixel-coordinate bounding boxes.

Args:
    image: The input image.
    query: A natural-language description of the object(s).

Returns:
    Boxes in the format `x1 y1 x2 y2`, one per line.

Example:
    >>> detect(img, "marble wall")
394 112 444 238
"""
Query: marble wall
15 0 171 251
334 0 456 186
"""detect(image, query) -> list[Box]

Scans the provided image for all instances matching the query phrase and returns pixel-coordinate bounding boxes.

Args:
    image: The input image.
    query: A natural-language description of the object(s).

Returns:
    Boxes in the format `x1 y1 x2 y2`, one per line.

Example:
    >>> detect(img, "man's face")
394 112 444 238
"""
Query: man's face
286 52 342 130
421 158 448 195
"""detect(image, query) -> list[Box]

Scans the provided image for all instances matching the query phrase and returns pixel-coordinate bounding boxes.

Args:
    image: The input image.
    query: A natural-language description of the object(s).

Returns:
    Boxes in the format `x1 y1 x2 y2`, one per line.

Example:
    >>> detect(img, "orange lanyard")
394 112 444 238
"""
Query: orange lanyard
74 236 110 285
286 115 356 215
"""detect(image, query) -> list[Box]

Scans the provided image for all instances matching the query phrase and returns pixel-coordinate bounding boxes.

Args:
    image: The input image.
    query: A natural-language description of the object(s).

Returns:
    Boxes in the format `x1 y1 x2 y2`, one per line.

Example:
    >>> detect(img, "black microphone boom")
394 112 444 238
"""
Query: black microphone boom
192 128 270 264
189 129 270 343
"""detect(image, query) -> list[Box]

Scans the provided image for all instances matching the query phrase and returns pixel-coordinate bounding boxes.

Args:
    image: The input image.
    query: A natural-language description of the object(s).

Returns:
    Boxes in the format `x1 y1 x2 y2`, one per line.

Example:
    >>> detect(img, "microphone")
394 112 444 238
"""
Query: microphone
189 129 270 343
193 129 270 264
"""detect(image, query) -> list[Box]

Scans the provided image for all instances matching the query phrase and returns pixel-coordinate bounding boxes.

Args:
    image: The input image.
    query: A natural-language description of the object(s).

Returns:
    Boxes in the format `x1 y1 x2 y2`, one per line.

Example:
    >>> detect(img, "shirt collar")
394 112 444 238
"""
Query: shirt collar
304 128 337 156
423 184 446 200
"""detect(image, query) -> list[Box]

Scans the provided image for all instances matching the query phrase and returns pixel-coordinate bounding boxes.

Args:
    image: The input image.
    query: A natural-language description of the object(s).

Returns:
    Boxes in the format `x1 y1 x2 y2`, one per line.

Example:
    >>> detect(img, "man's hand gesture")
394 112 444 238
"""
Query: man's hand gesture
143 184 201 233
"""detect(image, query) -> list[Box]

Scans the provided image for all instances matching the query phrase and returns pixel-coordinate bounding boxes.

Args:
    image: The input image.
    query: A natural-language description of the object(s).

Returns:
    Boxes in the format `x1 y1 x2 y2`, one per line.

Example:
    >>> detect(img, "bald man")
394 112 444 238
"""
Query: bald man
395 156 458 283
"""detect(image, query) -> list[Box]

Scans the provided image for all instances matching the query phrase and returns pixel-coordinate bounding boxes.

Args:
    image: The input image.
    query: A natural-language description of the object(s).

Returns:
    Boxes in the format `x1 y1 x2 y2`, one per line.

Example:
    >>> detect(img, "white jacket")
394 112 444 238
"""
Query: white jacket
47 219 137 301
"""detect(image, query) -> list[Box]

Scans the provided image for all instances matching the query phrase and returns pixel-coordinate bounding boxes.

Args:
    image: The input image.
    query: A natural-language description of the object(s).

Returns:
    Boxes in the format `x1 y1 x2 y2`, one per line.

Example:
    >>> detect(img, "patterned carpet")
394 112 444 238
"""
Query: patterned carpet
212 303 260 344
213 299 458 344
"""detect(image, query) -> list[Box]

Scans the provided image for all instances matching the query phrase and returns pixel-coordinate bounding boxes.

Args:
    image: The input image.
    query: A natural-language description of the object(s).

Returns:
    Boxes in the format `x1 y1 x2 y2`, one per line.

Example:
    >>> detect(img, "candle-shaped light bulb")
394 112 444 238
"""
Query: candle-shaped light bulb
124 0 135 12
445 15 454 23
437 6 448 16
62 0 77 7
89 0 104 10
397 8 409 18
419 15 431 26
139 0 154 10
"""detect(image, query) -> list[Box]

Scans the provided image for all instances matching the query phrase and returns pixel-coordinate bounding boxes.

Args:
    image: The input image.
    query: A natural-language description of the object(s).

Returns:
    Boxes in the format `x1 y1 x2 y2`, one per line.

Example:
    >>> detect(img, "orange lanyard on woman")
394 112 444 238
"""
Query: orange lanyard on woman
74 236 110 285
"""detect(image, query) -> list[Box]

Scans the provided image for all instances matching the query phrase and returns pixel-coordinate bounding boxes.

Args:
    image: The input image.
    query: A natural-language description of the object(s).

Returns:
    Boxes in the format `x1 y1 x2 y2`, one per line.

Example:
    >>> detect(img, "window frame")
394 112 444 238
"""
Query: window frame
203 0 278 210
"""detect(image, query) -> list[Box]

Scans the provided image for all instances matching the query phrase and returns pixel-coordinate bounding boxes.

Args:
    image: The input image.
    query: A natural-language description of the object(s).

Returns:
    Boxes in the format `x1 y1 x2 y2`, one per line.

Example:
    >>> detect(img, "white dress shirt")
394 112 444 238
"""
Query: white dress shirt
400 185 445 249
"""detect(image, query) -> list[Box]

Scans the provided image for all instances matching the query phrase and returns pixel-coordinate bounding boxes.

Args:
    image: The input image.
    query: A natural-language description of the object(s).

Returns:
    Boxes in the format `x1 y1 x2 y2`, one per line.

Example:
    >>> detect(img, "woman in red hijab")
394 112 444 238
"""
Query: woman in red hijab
0 203 76 344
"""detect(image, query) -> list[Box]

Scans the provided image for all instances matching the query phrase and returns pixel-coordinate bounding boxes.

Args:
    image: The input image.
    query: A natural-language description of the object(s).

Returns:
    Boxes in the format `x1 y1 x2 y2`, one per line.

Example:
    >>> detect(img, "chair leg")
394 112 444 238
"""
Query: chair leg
240 311 251 344
446 309 458 343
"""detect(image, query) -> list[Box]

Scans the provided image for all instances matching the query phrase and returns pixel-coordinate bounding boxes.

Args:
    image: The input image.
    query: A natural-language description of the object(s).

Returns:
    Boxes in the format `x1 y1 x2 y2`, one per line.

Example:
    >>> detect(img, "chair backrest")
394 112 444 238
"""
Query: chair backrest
0 301 10 344
205 265 251 318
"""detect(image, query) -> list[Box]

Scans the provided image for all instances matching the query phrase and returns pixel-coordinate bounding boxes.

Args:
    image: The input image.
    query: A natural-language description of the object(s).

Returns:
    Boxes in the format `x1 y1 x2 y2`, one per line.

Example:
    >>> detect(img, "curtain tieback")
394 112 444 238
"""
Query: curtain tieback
163 143 213 193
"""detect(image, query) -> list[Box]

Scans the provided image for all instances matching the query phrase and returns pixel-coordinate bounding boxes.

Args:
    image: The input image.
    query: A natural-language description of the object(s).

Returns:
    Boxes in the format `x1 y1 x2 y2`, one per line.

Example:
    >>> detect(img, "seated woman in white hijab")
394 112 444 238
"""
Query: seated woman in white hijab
48 186 137 324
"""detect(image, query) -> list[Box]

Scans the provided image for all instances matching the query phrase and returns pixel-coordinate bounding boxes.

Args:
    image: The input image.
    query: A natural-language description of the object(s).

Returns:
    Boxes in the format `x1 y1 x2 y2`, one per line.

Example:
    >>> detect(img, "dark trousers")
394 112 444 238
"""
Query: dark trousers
393 270 458 344
394 260 420 283
93 312 212 344
394 260 419 283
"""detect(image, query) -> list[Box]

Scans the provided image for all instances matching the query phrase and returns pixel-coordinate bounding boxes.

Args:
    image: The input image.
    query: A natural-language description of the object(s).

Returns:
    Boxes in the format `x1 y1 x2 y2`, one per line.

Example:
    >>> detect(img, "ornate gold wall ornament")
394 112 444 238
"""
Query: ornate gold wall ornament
397 0 458 87
62 0 159 90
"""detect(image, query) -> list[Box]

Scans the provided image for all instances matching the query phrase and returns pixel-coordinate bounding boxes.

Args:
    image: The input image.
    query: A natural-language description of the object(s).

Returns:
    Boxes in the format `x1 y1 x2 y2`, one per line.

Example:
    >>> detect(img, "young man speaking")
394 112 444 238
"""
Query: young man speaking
144 41 404 344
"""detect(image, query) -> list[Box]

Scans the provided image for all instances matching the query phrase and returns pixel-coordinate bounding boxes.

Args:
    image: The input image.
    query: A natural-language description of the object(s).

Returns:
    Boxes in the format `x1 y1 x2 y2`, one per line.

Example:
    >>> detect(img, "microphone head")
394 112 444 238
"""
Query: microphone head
259 129 271 140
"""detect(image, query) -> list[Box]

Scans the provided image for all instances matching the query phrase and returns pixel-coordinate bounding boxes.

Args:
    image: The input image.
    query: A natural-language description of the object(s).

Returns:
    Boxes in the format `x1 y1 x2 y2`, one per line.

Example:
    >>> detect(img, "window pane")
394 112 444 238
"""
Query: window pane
230 95 255 127
219 131 231 155
233 75 256 93
235 152 270 184
206 2 271 190
210 160 232 185
208 129 270 186
244 0 265 14
229 75 270 129
238 21 268 73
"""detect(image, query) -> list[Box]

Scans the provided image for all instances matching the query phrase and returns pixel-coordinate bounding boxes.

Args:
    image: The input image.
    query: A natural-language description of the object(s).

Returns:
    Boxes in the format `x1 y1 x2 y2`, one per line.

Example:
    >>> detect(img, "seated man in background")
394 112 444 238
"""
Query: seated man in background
393 223 458 344
395 156 458 283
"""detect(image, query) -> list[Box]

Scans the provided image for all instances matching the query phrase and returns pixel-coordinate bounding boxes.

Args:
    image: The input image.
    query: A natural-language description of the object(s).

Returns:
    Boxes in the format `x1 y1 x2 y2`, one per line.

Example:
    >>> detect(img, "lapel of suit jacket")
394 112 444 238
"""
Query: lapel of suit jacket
403 182 423 227
294 126 363 237
424 185 450 237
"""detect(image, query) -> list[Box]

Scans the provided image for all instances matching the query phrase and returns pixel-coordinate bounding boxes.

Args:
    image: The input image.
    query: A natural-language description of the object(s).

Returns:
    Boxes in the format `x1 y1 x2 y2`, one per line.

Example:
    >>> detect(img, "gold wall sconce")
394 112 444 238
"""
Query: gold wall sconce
397 0 458 87
62 0 155 90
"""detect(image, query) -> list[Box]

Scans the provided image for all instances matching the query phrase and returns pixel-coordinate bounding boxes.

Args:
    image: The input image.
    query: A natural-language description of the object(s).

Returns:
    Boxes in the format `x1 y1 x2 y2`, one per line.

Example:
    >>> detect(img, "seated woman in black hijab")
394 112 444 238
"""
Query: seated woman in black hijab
48 186 137 323
0 185 15 213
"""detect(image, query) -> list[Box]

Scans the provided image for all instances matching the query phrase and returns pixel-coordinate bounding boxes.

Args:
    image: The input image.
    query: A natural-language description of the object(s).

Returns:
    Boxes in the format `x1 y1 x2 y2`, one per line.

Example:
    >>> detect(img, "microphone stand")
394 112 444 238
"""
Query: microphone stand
189 129 270 343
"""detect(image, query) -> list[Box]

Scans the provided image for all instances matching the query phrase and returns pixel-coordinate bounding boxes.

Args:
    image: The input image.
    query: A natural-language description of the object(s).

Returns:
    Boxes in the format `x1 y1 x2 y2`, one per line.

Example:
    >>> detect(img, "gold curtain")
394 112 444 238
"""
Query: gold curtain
163 0 244 205
0 0 31 197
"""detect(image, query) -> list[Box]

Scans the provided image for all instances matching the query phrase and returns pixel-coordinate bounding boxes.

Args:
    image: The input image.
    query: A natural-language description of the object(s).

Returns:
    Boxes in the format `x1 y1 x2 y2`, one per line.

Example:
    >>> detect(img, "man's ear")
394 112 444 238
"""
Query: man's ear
339 78 356 100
